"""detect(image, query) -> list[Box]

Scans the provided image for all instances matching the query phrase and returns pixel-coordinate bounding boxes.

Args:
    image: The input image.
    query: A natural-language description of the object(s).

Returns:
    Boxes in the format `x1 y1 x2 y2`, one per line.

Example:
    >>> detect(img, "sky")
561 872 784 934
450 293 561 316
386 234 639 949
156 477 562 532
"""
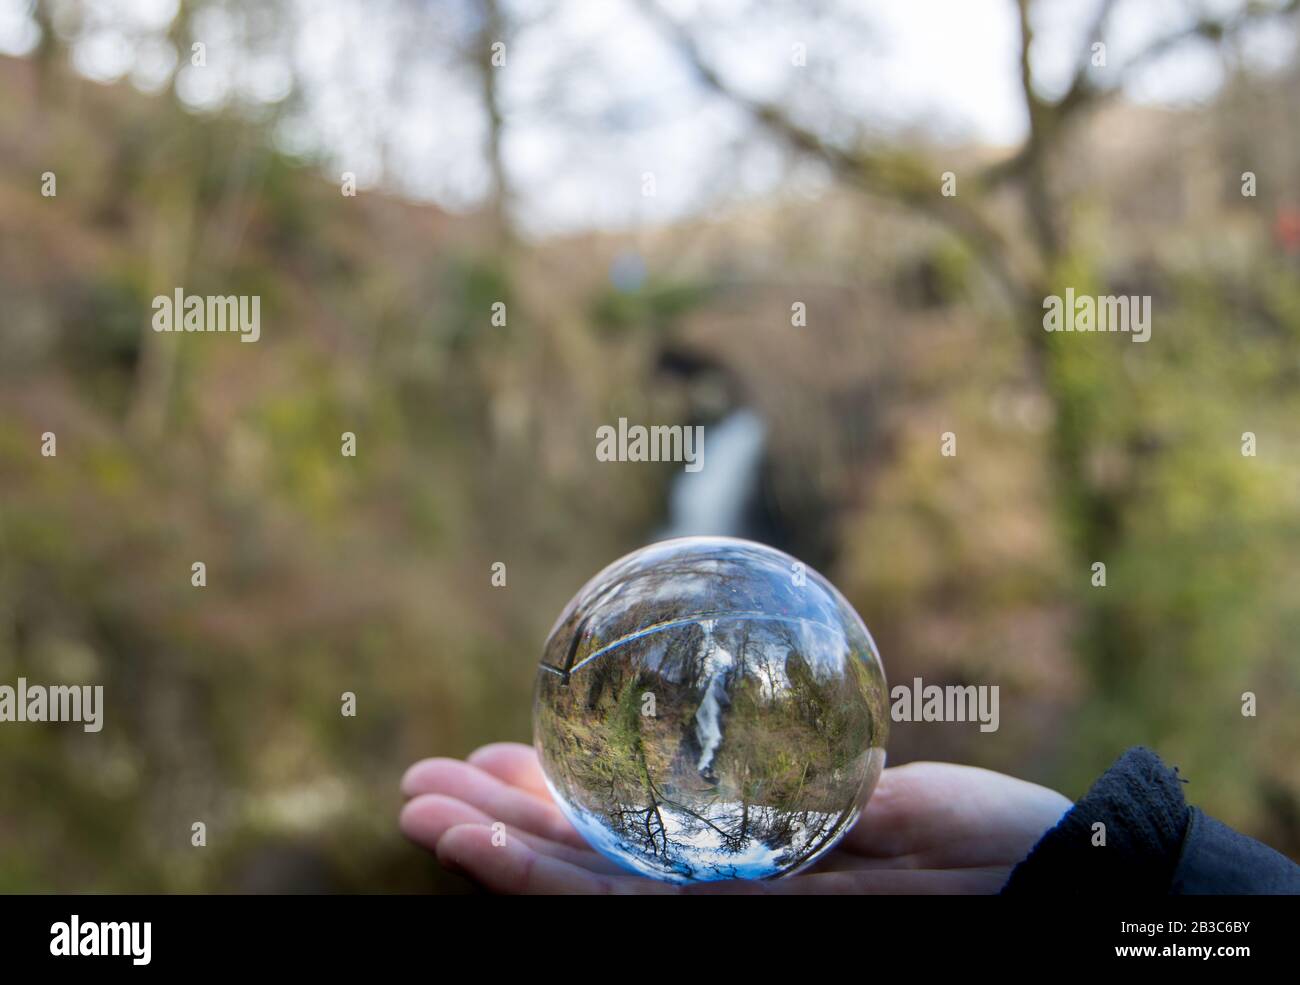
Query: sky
1 0 1295 235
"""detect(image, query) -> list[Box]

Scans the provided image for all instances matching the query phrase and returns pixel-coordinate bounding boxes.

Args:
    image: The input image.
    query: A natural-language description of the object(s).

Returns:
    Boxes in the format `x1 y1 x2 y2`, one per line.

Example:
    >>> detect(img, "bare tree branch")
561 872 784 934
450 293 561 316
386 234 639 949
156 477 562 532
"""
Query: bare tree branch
983 0 1300 189
633 0 1030 305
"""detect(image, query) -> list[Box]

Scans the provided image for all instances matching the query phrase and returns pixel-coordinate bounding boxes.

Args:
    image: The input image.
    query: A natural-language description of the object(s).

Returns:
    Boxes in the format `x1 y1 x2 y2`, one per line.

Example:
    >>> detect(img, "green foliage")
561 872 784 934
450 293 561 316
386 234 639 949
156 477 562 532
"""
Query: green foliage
590 278 712 335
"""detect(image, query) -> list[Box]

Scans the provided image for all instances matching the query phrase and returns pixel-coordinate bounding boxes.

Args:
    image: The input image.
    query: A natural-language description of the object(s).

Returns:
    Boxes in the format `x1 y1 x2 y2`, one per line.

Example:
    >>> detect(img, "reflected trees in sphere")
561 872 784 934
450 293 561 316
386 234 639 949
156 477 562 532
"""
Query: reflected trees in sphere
533 537 888 882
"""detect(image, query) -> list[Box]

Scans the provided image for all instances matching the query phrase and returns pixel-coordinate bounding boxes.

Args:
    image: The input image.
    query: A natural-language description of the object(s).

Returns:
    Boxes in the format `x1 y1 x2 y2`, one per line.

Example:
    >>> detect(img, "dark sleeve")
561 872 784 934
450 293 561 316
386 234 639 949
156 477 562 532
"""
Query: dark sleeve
1000 746 1300 895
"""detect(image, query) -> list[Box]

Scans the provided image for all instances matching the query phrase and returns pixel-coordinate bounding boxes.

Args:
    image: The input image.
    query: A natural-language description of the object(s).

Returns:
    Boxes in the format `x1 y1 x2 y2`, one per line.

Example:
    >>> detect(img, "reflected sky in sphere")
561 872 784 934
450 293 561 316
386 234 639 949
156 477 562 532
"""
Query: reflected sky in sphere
534 537 888 882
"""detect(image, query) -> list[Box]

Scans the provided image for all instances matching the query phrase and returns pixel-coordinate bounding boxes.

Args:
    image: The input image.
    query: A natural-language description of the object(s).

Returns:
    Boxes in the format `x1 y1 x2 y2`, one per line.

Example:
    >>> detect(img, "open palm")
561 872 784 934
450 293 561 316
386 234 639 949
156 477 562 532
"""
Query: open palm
399 742 1071 893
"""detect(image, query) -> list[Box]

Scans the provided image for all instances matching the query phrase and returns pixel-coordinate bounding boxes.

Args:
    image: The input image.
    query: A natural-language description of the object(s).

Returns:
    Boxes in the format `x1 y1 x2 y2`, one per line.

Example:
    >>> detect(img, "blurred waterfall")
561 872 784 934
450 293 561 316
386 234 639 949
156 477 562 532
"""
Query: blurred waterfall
659 408 766 540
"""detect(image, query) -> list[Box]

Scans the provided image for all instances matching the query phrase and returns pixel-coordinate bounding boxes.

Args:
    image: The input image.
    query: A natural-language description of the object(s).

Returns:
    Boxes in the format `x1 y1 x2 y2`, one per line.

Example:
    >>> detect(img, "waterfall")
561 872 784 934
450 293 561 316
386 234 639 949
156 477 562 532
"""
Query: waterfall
692 620 734 775
660 408 766 539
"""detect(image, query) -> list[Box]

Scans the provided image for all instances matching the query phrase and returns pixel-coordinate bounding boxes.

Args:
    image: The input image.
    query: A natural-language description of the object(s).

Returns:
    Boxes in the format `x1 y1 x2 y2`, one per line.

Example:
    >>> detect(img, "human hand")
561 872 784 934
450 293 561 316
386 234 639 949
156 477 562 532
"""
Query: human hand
399 742 1072 893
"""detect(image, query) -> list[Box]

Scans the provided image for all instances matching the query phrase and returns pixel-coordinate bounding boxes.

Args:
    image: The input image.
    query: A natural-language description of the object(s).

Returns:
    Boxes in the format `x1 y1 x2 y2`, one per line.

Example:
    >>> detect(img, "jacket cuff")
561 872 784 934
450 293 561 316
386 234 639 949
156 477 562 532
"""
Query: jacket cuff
1001 746 1189 894
1171 807 1300 893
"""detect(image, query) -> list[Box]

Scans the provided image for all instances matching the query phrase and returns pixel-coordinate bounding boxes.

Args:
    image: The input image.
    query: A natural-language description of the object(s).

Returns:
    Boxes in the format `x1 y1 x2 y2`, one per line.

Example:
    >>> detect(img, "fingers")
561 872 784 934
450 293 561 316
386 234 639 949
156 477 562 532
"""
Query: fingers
400 757 586 848
400 753 1018 893
431 818 1006 894
400 794 626 874
466 742 552 800
398 760 1011 893
436 823 680 895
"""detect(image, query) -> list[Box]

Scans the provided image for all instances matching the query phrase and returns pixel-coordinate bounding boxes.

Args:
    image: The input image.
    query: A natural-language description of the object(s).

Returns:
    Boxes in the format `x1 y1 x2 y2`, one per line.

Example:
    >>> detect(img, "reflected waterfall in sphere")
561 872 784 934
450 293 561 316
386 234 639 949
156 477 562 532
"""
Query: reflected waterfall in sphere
692 619 733 775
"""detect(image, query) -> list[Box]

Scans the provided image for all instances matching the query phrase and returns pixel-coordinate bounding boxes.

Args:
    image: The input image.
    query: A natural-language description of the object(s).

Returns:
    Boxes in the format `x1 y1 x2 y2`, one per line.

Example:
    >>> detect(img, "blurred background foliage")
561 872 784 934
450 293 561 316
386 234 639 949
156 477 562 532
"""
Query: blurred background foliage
1 0 1299 891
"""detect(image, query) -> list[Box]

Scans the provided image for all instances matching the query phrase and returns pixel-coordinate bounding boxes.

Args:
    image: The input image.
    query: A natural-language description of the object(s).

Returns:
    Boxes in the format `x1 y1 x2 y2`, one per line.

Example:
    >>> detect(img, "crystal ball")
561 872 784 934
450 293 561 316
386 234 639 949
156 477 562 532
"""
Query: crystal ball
533 537 888 882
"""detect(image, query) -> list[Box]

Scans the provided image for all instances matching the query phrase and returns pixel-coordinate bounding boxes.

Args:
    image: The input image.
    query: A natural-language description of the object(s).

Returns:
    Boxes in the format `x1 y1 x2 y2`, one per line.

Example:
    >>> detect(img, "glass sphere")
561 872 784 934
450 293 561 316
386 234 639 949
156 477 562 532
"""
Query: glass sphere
533 537 888 883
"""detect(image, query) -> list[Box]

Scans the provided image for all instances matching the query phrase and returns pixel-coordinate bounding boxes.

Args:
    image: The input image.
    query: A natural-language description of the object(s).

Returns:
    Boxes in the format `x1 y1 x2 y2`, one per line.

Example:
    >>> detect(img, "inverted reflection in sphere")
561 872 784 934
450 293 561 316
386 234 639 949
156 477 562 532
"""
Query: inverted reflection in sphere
533 537 888 882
